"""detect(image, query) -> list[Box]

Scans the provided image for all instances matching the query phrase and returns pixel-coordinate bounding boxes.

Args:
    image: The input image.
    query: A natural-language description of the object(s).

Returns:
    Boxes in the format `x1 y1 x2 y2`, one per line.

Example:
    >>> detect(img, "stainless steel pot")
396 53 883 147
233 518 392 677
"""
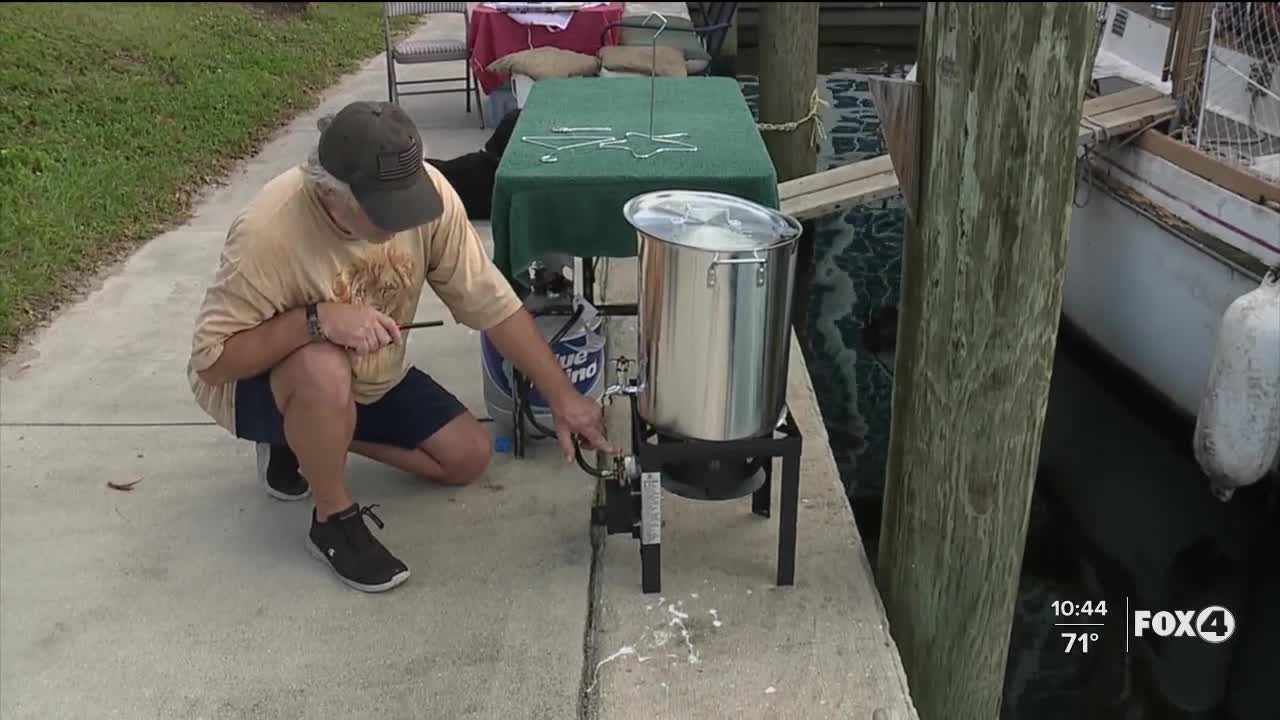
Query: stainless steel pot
623 190 803 442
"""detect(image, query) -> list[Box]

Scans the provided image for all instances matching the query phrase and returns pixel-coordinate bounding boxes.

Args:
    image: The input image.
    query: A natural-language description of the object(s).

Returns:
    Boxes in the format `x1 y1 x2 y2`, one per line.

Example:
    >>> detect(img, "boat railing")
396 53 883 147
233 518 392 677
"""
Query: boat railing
1169 2 1279 185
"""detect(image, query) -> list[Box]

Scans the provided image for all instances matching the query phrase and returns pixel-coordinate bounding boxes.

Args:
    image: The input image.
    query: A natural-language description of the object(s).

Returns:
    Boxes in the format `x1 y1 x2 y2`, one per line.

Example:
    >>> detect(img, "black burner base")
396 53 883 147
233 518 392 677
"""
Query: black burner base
661 464 768 501
594 392 804 594
654 431 770 500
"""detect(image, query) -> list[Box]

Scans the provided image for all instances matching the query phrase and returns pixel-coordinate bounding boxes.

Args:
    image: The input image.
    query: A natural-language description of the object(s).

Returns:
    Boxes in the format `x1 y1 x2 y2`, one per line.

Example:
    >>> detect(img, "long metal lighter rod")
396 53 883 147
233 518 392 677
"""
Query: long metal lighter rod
399 320 445 330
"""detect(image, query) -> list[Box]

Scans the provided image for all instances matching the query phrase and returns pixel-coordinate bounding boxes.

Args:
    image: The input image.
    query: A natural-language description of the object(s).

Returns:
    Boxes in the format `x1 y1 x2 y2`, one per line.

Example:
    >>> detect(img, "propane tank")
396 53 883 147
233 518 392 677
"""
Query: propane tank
1193 266 1280 501
480 257 606 437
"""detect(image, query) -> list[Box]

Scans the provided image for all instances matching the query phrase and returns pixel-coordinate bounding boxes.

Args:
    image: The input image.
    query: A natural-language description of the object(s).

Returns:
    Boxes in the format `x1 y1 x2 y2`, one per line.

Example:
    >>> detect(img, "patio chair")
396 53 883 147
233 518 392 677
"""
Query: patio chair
383 2 484 127
600 2 738 76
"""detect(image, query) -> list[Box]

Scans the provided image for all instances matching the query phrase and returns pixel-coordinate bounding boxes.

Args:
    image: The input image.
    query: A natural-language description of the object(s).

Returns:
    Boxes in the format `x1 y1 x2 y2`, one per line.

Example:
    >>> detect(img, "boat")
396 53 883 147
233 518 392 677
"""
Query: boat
893 2 1278 473
1066 2 1279 428
1033 5 1279 717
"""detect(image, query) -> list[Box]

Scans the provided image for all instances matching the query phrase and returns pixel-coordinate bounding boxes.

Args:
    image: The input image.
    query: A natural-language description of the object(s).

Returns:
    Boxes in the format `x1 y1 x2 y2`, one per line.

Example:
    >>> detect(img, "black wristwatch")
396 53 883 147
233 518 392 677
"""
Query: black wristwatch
305 303 325 341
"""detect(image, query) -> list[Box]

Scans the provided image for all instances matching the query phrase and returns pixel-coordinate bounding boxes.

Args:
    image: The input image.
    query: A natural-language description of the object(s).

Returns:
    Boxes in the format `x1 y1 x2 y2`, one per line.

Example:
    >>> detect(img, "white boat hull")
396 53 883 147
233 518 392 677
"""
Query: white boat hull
1064 139 1279 421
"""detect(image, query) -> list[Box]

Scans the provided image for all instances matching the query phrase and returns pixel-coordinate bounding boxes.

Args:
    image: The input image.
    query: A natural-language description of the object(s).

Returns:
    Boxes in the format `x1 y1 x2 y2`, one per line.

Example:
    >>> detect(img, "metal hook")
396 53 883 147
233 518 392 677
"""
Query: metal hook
638 11 669 42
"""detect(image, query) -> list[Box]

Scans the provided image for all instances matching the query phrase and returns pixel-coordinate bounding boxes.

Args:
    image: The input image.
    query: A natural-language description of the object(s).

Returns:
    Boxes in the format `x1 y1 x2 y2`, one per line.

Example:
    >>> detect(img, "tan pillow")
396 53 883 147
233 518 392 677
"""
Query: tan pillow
598 45 688 78
487 47 599 80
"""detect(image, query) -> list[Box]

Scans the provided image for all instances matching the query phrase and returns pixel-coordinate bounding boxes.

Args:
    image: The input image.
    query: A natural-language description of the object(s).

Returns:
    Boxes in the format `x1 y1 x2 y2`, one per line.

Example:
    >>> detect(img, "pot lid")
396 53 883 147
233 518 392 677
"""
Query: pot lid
622 190 802 252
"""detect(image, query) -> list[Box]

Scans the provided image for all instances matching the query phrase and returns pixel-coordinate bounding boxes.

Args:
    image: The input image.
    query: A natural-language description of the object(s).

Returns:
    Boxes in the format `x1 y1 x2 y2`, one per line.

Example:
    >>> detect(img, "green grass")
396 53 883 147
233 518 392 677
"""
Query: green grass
0 2 413 351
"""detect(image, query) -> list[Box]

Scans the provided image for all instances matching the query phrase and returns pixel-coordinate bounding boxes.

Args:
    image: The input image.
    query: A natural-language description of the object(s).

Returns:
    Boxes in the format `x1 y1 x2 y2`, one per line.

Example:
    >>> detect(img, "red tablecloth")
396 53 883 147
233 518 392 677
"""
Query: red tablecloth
468 3 624 95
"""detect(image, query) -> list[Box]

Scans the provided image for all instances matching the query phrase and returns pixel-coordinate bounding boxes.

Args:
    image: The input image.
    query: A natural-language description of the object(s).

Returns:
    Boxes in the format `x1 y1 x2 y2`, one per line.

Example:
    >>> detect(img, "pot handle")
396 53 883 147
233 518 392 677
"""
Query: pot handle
707 251 768 288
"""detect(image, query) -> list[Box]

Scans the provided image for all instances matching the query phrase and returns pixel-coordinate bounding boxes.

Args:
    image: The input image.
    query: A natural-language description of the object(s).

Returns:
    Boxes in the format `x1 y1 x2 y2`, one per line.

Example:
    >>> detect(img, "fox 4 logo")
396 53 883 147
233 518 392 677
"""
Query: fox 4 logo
1133 606 1236 643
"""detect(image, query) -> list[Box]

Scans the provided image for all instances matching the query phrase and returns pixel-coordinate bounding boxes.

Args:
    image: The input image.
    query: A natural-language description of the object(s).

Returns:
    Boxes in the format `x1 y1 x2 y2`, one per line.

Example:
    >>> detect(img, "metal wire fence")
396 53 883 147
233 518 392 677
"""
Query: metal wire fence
1189 2 1280 182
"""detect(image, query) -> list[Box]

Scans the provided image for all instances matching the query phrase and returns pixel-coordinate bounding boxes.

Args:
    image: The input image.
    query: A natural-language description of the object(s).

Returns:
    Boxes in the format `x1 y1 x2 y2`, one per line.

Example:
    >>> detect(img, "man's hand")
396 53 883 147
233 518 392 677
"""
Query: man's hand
550 390 618 464
318 302 402 355
482 307 619 463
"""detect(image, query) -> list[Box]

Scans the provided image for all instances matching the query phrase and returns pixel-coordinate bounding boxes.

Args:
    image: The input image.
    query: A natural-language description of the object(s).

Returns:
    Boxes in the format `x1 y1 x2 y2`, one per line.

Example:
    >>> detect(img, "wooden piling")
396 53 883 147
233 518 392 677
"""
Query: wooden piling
756 2 819 346
719 9 739 76
875 4 1104 718
757 2 819 183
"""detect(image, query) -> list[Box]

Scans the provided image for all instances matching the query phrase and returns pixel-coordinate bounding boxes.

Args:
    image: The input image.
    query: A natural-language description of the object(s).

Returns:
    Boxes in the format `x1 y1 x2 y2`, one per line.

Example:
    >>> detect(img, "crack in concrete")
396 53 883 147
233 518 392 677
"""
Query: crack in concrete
577 478 608 720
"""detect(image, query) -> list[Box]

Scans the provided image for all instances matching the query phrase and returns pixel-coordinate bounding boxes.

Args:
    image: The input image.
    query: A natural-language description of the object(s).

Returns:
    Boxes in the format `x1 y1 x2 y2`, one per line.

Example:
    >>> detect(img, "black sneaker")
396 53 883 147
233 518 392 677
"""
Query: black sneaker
307 503 411 593
256 442 310 501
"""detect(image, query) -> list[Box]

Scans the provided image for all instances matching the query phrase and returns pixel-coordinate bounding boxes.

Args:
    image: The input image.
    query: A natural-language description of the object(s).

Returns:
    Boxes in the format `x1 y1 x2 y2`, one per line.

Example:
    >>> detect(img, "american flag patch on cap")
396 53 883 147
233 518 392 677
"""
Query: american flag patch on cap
377 140 421 181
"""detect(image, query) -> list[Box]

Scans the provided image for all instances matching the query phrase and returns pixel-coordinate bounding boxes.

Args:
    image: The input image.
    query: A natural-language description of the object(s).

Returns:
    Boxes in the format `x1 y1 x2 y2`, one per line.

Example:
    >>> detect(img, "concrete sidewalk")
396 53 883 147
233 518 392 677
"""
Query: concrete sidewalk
0 13 916 720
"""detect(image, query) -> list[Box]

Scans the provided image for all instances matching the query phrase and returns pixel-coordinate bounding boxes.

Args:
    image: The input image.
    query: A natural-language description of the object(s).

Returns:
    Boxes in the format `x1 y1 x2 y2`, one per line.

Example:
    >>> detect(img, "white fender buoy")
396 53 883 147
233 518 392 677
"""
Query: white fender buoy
1194 266 1280 501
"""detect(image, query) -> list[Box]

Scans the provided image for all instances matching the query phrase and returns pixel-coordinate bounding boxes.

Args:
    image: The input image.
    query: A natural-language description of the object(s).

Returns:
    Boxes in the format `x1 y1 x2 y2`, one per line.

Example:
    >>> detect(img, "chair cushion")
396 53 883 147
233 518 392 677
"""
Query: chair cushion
616 15 712 62
394 38 468 63
598 45 688 77
487 47 600 81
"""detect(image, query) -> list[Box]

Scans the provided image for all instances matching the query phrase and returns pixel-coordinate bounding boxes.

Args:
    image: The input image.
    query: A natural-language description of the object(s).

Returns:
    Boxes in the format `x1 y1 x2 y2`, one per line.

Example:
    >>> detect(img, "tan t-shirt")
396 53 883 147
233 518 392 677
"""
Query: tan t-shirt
187 162 523 435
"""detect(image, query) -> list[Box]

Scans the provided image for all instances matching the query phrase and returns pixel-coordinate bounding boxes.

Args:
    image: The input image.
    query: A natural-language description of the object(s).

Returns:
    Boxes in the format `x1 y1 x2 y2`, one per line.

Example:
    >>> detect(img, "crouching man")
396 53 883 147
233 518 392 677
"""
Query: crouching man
186 100 614 593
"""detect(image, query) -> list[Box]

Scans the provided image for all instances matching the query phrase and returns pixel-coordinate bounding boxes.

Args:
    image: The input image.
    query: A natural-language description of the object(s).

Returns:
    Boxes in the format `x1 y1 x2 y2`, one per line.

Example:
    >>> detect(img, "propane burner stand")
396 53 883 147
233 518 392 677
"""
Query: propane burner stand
593 390 803 594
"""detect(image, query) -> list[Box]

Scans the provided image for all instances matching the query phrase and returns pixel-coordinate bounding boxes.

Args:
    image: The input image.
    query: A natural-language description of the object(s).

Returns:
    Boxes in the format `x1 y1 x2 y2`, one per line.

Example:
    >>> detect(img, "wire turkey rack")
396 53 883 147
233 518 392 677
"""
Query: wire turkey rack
519 11 698 163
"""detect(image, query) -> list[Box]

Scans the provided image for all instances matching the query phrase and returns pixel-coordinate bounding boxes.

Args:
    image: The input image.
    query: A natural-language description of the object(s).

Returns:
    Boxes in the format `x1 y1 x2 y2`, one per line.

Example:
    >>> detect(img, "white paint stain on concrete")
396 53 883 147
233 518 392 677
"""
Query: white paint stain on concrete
586 645 637 693
668 601 699 664
587 598 706 693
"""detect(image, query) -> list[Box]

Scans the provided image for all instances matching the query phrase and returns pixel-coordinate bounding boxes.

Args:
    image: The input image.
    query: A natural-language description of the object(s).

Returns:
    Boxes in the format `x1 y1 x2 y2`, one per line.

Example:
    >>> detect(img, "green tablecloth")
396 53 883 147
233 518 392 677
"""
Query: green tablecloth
491 76 779 291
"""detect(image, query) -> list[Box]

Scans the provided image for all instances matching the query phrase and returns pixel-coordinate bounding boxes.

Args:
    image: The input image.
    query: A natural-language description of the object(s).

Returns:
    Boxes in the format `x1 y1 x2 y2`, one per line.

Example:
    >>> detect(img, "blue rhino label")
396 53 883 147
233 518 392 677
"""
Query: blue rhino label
481 324 605 411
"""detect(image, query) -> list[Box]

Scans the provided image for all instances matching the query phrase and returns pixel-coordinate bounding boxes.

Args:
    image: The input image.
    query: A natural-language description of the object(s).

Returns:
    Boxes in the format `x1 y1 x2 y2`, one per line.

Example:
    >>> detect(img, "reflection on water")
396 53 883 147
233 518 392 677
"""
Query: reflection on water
739 62 907 513
737 53 1278 720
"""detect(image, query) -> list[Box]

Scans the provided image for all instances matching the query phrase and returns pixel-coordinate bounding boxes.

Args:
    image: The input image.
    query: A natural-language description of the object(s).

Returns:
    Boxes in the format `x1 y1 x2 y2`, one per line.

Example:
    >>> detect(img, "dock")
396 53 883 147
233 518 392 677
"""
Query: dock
0 13 918 720
780 85 1178 221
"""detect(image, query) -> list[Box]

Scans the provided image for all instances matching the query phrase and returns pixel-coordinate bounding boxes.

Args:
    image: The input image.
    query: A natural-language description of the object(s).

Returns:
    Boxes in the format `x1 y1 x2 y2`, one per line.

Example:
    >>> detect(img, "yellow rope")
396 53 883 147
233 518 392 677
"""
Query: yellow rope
756 89 829 149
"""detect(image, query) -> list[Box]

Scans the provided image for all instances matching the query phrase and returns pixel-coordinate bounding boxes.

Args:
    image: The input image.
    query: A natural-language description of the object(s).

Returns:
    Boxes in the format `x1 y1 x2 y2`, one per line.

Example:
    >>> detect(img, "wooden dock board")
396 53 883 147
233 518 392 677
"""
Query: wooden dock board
780 86 1178 221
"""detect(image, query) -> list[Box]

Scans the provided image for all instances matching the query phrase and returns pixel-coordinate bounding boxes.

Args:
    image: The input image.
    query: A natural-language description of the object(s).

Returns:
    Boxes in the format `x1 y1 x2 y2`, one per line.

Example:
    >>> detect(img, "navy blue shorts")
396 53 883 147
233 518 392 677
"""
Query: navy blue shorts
234 366 468 450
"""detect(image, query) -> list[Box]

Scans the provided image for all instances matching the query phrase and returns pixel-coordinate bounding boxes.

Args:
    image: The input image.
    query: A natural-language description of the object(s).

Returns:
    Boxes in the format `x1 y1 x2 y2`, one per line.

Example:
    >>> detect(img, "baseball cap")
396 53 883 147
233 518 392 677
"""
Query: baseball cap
317 101 443 232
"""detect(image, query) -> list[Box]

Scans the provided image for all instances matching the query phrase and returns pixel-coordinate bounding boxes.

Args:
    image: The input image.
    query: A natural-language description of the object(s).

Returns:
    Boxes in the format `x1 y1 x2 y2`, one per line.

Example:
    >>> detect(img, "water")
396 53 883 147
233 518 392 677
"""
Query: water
737 49 911 548
733 47 1279 719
